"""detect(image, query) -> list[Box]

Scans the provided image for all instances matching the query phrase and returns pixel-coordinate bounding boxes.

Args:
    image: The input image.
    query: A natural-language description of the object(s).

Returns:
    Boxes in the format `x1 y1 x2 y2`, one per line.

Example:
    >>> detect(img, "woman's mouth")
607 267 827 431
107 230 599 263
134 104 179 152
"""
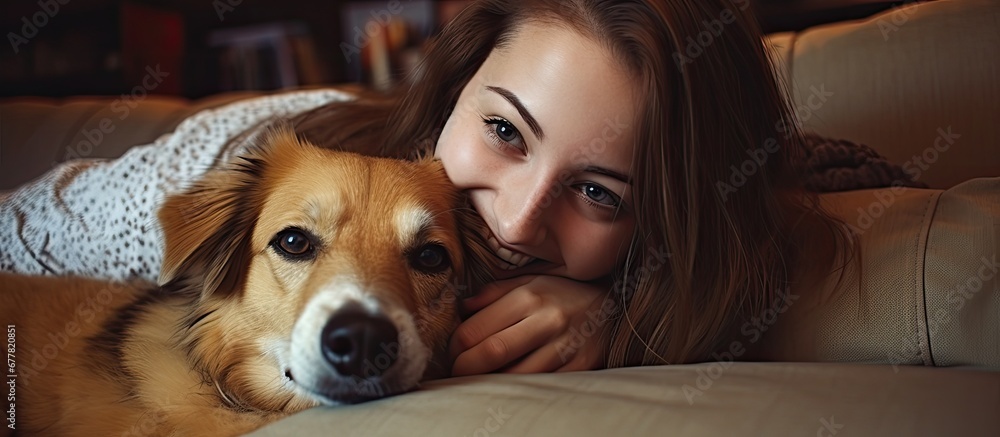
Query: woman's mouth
486 234 536 270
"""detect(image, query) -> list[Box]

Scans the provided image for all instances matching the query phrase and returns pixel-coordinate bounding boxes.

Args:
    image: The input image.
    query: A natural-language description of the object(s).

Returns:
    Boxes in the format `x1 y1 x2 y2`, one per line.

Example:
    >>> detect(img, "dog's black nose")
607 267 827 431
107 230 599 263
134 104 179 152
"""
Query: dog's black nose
321 305 400 379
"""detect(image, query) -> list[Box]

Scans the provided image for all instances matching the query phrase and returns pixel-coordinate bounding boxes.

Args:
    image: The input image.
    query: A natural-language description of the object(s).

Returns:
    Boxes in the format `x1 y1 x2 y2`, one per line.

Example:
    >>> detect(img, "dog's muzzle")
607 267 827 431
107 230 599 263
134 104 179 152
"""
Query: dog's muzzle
288 285 432 405
321 303 400 379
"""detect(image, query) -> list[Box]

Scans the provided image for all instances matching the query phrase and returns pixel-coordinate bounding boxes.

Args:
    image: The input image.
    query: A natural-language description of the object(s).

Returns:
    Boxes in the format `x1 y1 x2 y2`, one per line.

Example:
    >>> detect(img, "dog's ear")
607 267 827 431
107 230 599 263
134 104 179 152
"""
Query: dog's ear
418 154 495 297
417 157 494 295
454 202 494 295
158 126 298 299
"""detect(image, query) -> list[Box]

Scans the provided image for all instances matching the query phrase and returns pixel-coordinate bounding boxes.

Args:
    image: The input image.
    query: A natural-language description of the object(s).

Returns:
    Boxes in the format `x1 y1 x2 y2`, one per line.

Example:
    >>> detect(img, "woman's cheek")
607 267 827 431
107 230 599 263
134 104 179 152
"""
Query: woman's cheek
437 122 492 189
565 220 635 281
435 119 465 181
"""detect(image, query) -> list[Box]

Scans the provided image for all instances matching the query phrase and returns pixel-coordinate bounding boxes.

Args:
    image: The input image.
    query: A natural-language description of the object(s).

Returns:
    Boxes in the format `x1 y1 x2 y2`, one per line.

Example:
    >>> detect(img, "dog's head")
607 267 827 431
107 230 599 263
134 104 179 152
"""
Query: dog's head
158 128 489 411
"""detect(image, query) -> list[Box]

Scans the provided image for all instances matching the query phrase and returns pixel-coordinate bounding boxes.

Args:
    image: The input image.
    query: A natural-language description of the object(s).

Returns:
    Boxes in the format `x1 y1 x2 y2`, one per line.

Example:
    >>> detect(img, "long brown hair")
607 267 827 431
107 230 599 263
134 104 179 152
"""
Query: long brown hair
290 0 851 367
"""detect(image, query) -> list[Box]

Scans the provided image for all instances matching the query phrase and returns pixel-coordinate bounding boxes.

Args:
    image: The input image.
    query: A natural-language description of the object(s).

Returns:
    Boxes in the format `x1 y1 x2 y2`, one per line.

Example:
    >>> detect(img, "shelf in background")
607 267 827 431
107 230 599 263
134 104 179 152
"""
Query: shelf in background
0 0 920 98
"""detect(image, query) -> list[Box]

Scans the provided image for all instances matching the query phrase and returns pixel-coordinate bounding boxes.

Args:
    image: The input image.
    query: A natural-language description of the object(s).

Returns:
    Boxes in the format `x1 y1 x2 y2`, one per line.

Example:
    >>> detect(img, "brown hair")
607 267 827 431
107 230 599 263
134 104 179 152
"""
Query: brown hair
290 0 852 367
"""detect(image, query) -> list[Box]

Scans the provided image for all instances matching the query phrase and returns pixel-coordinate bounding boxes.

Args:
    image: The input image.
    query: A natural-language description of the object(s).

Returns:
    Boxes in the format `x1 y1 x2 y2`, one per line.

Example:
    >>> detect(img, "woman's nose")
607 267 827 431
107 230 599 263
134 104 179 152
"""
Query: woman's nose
494 176 555 247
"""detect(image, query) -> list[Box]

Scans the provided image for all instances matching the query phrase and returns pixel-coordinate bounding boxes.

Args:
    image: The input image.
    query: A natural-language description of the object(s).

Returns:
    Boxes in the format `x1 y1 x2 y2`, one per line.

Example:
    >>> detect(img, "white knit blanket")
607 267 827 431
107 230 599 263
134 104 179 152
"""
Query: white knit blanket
0 90 351 282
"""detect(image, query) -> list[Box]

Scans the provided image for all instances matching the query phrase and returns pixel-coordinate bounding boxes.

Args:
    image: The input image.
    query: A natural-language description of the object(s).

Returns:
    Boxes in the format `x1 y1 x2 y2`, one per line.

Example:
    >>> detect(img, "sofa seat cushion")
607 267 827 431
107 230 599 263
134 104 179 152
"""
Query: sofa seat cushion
250 362 999 437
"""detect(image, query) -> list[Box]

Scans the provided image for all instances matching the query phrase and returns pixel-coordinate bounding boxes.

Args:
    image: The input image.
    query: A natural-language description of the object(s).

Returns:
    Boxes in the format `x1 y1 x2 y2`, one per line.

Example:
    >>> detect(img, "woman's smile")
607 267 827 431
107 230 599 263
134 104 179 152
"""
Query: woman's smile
435 22 639 282
486 232 536 270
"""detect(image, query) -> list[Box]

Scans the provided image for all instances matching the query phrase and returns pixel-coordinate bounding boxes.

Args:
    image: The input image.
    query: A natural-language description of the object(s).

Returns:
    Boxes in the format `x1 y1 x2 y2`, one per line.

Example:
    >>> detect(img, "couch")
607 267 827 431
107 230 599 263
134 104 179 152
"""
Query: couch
1 0 998 435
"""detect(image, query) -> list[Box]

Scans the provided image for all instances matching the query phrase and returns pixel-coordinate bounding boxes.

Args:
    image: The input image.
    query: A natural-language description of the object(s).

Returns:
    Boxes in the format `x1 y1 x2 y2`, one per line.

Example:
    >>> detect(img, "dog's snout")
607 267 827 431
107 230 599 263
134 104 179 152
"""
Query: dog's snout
321 304 400 379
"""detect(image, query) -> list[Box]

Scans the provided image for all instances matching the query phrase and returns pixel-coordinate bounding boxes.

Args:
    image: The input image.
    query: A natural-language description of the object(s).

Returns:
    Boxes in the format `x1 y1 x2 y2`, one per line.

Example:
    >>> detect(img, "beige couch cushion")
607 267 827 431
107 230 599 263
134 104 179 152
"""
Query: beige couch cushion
250 362 1000 436
766 0 1000 189
745 178 999 368
925 178 1000 366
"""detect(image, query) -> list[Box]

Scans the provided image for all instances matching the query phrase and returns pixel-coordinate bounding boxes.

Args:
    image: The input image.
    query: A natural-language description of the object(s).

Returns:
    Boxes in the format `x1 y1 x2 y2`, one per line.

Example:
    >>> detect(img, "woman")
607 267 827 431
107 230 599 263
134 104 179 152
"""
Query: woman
0 0 850 375
291 0 851 373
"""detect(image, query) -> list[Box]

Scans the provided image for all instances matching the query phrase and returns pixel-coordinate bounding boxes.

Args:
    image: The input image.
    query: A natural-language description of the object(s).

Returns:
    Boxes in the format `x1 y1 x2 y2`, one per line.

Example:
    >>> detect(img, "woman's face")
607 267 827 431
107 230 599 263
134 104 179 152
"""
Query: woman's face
436 22 638 281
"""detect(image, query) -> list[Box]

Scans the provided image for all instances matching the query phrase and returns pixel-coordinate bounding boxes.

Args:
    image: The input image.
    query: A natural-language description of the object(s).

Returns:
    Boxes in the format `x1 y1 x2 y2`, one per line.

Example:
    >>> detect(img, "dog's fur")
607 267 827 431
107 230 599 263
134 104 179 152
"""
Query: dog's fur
0 129 490 436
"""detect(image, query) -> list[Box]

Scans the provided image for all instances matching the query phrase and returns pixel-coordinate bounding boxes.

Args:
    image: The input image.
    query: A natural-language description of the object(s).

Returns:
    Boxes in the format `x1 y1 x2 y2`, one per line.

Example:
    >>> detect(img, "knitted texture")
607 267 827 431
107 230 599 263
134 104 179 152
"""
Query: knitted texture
799 133 928 192
0 90 352 281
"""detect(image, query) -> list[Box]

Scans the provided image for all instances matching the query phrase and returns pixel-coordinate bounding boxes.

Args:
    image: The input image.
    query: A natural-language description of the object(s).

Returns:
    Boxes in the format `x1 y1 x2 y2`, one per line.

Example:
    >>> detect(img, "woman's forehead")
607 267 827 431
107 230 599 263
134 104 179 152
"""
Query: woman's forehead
474 23 639 166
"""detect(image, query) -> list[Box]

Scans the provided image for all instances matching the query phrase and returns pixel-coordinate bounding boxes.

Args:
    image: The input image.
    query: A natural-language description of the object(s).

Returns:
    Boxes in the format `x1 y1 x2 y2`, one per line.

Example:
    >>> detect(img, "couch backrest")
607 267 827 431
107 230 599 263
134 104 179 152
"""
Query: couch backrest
0 93 264 190
766 0 1000 189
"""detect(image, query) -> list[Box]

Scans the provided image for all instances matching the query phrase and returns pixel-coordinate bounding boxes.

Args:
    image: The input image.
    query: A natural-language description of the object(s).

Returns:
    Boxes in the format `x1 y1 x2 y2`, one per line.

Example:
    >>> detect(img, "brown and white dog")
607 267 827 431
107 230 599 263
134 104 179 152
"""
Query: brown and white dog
0 129 490 436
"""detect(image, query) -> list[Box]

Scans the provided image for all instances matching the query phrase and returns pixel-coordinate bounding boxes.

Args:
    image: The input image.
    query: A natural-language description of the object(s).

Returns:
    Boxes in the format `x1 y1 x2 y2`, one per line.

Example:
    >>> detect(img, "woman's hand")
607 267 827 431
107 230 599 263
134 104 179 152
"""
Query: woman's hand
449 275 614 376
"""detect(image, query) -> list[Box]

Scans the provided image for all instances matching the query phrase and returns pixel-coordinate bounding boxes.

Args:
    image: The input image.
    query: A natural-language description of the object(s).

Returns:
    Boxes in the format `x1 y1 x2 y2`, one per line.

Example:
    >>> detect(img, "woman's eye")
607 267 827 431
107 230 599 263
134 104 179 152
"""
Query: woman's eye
483 117 524 153
579 183 621 207
494 119 518 142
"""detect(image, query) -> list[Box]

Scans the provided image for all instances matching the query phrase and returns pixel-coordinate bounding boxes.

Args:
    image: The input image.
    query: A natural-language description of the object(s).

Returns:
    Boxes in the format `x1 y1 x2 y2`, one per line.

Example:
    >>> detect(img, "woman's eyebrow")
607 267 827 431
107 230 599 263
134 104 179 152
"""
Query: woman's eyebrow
585 166 632 185
486 86 545 140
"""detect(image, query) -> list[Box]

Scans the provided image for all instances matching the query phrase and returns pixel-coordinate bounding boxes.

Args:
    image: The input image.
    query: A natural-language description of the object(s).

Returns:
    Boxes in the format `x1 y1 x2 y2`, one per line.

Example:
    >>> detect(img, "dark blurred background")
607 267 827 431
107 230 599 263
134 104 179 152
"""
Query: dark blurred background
0 0 916 99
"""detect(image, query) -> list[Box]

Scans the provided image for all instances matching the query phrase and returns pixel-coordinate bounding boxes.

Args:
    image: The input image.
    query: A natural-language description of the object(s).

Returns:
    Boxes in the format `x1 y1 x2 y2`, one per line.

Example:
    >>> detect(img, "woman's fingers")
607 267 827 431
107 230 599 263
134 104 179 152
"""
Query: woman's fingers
502 327 606 374
449 275 611 376
500 342 566 374
461 275 535 314
450 279 536 360
451 315 555 376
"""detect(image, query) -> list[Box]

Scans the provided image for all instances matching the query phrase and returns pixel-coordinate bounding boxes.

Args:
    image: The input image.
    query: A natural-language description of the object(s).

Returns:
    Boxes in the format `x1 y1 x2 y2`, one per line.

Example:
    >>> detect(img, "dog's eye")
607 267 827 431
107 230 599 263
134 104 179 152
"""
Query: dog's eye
409 244 451 274
272 228 316 260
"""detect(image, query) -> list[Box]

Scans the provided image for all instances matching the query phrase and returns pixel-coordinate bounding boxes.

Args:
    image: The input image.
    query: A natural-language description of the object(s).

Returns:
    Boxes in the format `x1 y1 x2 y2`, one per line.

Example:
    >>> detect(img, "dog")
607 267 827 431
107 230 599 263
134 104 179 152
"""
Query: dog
0 128 491 436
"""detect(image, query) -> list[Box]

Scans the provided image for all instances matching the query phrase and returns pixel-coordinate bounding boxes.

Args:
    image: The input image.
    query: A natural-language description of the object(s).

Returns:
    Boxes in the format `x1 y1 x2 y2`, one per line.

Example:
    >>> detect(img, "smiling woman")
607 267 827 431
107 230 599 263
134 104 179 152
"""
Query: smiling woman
435 22 638 282
288 0 852 374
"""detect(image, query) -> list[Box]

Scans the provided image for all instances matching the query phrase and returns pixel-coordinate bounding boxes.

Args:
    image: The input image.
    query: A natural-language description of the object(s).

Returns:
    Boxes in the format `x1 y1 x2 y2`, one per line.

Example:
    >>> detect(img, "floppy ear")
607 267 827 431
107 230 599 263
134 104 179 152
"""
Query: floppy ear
454 202 494 295
157 127 295 299
417 157 494 294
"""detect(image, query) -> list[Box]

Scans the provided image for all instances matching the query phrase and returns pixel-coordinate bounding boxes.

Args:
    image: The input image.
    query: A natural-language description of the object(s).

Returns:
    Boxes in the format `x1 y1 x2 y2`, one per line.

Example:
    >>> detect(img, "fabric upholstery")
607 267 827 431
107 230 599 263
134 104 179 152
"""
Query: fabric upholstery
923 177 1000 366
0 92 264 191
766 0 1000 189
744 178 998 369
250 362 1000 437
